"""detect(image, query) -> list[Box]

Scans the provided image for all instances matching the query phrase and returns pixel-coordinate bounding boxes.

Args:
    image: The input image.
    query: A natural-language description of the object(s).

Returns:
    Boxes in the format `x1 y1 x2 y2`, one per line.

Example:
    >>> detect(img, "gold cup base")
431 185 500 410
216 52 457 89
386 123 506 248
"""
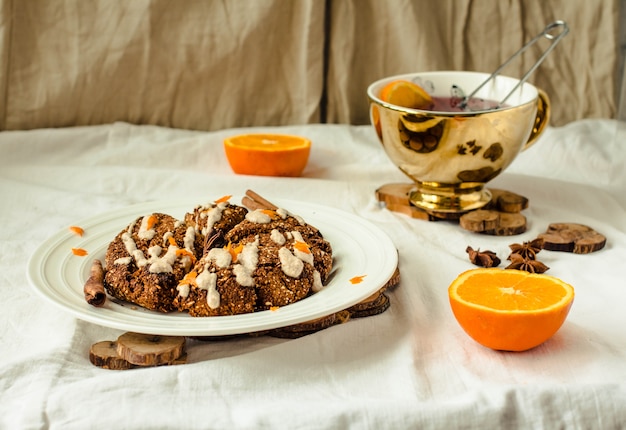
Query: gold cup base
409 182 492 214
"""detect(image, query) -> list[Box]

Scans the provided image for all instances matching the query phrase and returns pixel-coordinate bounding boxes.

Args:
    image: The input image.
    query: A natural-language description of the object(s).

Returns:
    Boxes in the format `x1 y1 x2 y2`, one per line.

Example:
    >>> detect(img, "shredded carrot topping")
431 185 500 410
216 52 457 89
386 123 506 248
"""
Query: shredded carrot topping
69 226 84 237
349 275 367 284
294 241 311 254
146 214 157 230
179 271 198 287
168 236 177 246
214 195 232 204
226 242 244 262
270 306 280 311
176 249 196 264
71 248 88 257
262 209 279 219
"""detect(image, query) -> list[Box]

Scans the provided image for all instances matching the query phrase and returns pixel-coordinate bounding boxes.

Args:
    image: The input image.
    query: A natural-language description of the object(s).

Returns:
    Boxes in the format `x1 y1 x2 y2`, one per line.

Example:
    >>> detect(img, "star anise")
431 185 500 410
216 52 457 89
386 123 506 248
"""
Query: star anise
466 246 501 268
505 253 549 273
508 238 544 260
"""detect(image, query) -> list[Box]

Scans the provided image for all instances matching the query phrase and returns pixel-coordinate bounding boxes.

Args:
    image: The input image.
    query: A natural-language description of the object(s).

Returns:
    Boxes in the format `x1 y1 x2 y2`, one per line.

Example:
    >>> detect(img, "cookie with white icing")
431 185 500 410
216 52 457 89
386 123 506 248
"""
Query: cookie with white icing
225 208 333 284
173 208 333 316
102 201 333 317
104 213 199 312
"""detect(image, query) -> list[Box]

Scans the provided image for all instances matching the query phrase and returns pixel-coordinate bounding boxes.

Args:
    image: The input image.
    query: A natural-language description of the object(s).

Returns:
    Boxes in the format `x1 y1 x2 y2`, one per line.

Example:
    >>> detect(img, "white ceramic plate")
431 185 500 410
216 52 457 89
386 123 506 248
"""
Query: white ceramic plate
27 198 398 336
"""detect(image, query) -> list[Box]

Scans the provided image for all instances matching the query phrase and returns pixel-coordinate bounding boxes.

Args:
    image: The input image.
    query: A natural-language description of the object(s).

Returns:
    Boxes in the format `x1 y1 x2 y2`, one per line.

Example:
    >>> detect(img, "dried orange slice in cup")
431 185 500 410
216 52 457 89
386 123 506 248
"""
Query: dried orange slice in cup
224 134 311 177
379 79 433 109
448 268 574 351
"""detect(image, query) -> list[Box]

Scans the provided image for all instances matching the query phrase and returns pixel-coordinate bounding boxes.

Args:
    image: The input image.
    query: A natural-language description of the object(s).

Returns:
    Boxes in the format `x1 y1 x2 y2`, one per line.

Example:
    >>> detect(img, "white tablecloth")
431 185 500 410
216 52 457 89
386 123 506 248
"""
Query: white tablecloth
1 119 625 429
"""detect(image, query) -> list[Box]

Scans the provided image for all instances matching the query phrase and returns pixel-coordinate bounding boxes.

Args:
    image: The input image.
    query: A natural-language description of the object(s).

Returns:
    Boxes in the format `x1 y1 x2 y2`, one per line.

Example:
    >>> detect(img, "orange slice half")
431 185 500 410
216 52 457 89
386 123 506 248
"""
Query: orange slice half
448 268 574 351
224 134 311 177
379 79 433 109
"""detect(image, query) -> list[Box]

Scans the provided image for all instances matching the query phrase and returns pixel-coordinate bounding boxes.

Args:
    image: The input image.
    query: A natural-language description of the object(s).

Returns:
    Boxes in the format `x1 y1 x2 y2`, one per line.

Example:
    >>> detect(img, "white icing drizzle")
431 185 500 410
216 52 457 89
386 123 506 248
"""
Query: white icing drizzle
148 245 178 273
196 268 220 309
270 229 286 245
114 256 132 265
290 231 314 266
246 209 272 224
148 245 162 259
174 220 182 228
138 215 156 240
184 226 196 252
121 232 148 267
119 220 193 274
238 238 260 270
132 250 148 267
311 270 323 292
207 286 220 309
275 207 304 225
233 237 259 287
276 208 288 219
294 244 314 266
207 248 232 268
233 265 252 287
176 283 190 298
201 202 227 235
279 247 304 278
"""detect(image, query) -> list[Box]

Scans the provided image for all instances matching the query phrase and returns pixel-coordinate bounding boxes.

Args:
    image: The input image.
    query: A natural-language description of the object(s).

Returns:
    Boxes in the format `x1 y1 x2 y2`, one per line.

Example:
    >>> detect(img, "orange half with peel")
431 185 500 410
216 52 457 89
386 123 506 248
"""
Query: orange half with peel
379 79 433 109
224 134 311 177
448 268 574 351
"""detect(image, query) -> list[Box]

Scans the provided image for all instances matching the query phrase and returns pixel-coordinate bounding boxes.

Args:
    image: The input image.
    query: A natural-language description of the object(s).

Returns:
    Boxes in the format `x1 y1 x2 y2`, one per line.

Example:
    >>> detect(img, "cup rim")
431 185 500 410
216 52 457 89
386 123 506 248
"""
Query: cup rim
367 71 539 115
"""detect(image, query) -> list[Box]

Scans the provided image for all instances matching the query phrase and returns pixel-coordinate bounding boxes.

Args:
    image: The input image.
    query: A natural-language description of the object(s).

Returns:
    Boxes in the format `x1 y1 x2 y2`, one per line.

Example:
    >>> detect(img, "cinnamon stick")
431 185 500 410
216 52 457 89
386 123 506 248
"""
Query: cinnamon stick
241 196 265 211
84 259 106 307
243 190 278 210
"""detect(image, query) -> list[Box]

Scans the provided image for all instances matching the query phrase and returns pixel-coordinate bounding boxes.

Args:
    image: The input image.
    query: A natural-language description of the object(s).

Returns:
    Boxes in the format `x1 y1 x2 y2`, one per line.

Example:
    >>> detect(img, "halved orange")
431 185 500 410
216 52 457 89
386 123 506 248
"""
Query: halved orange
224 134 311 177
448 268 574 351
379 79 433 109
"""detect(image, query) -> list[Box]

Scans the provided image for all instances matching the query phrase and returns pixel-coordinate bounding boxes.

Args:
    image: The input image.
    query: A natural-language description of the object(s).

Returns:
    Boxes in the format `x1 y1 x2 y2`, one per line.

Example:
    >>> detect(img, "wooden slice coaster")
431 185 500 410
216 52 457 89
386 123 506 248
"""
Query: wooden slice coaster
491 213 527 236
167 353 188 366
458 209 499 231
348 293 390 318
89 341 136 370
116 332 186 366
269 311 351 339
282 313 339 332
189 334 250 342
459 210 527 236
355 289 383 306
376 182 529 236
90 337 188 370
538 223 606 254
382 266 401 291
375 183 444 221
486 189 529 213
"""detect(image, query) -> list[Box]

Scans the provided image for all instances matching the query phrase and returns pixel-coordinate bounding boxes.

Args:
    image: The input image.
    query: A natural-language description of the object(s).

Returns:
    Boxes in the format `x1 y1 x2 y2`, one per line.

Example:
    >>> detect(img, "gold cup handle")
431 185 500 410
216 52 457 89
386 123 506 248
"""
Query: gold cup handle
523 89 550 150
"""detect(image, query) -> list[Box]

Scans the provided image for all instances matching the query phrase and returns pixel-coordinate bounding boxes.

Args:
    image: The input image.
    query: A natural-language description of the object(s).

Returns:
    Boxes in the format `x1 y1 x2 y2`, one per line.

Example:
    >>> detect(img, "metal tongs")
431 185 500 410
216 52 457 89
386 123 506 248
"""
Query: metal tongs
458 20 569 110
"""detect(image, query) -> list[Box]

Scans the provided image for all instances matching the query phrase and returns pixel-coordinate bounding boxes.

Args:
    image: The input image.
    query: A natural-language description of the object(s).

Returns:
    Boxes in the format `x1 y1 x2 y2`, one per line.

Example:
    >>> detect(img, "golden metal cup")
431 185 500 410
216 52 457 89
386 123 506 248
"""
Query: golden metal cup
368 71 550 213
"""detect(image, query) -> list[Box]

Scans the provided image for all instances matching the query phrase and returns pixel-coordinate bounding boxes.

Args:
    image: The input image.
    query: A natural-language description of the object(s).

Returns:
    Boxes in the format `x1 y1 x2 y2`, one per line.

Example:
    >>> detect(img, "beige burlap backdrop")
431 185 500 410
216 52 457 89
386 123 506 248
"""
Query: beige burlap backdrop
0 0 619 131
